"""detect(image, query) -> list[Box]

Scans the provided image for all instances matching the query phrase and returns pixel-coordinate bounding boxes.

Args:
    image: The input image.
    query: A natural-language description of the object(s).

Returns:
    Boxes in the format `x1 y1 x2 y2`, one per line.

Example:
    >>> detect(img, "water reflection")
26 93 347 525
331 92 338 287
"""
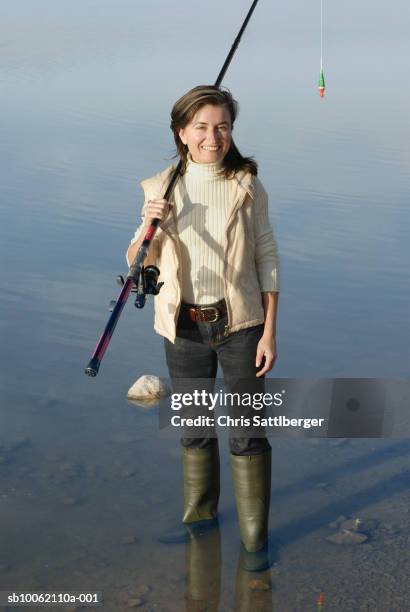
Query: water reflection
182 524 273 612
184 524 221 611
233 547 273 612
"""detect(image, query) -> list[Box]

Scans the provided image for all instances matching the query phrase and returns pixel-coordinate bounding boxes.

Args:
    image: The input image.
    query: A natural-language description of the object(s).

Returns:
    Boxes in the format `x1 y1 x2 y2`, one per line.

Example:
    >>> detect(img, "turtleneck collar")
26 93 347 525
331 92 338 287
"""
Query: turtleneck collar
185 152 224 179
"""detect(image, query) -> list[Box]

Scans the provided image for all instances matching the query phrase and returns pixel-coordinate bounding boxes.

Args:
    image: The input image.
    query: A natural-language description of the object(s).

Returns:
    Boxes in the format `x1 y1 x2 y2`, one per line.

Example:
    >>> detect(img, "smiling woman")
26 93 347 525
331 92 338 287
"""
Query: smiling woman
126 84 280 570
178 105 232 164
168 85 258 179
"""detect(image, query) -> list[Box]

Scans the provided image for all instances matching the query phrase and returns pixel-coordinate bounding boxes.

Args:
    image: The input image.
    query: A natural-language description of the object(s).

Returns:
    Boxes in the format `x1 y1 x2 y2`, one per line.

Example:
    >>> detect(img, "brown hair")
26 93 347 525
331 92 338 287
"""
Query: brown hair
170 85 257 178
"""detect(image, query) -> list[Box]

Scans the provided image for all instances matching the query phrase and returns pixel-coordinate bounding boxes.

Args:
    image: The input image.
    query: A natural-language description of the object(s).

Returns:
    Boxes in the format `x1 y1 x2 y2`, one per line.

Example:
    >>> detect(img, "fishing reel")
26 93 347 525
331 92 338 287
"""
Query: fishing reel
109 266 163 311
134 265 164 308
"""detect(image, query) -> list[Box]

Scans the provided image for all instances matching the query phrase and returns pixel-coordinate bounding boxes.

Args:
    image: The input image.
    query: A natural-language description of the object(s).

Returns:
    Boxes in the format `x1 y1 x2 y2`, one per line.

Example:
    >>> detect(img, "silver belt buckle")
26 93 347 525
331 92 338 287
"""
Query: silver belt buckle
201 306 219 323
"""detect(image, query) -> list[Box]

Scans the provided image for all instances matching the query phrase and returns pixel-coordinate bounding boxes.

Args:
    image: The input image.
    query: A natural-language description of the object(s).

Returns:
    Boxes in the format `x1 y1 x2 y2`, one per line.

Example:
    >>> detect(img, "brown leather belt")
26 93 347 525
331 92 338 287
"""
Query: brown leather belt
181 300 227 323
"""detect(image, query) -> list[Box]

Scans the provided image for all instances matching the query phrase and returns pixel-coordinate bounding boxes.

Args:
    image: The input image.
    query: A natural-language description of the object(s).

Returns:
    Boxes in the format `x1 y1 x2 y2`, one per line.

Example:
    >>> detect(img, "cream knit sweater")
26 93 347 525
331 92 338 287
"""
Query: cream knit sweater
173 154 231 304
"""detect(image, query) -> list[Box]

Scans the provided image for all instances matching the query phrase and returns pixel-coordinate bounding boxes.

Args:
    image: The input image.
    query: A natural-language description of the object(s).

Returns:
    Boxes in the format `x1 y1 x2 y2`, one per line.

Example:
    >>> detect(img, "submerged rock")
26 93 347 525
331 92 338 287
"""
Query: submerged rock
61 496 83 506
120 535 138 545
133 585 150 597
119 468 138 478
329 439 349 447
316 482 331 489
329 516 378 534
339 518 362 532
126 597 143 608
326 529 368 545
127 375 170 407
361 518 379 532
248 579 271 591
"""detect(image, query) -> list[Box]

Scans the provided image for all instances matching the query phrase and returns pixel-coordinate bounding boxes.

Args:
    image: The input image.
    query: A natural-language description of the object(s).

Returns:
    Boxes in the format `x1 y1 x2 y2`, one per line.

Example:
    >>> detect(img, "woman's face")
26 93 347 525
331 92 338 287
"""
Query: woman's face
178 104 232 164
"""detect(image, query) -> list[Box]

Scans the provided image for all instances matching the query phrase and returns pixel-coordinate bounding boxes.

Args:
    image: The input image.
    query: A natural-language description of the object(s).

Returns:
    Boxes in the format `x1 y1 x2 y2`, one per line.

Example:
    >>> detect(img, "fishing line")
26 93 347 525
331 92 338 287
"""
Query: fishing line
320 0 323 69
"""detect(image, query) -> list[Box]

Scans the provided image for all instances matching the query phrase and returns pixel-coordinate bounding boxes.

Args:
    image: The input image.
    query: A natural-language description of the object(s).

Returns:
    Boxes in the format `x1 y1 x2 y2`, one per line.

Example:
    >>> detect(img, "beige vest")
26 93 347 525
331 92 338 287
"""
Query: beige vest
134 165 279 343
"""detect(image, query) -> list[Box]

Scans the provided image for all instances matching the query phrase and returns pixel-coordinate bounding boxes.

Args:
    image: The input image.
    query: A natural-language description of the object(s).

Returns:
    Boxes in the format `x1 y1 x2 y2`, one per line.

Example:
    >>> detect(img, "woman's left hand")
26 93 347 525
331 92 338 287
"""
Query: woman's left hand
255 334 277 377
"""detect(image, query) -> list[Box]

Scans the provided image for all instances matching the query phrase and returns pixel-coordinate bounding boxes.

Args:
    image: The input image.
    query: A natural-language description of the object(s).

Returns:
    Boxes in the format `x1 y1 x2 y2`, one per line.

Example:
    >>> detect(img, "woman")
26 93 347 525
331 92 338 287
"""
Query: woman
126 85 279 565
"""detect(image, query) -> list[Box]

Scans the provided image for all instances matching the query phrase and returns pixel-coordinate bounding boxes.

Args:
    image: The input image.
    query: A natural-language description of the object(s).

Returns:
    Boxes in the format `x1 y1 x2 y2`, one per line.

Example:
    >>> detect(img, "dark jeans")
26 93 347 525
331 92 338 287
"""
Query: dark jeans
164 306 271 456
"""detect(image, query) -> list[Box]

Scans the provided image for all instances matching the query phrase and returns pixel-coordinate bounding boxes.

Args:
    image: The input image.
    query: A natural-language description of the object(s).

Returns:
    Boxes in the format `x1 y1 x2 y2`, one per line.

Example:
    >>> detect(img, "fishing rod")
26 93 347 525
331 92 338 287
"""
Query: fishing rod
85 0 261 377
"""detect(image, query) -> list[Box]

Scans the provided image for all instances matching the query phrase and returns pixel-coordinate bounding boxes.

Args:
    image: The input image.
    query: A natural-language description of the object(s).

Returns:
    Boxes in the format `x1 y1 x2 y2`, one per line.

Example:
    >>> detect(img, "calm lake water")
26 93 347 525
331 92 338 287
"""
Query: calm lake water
1 0 410 609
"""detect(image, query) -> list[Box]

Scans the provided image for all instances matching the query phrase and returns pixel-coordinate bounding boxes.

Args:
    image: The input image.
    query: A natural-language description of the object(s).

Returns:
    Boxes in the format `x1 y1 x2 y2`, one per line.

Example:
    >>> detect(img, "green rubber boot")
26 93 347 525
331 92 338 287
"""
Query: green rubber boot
159 445 220 544
183 445 220 523
230 450 271 554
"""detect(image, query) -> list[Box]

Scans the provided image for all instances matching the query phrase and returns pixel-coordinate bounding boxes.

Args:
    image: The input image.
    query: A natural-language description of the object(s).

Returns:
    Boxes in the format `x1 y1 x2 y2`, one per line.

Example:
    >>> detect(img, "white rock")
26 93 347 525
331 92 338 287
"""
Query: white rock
127 375 170 407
